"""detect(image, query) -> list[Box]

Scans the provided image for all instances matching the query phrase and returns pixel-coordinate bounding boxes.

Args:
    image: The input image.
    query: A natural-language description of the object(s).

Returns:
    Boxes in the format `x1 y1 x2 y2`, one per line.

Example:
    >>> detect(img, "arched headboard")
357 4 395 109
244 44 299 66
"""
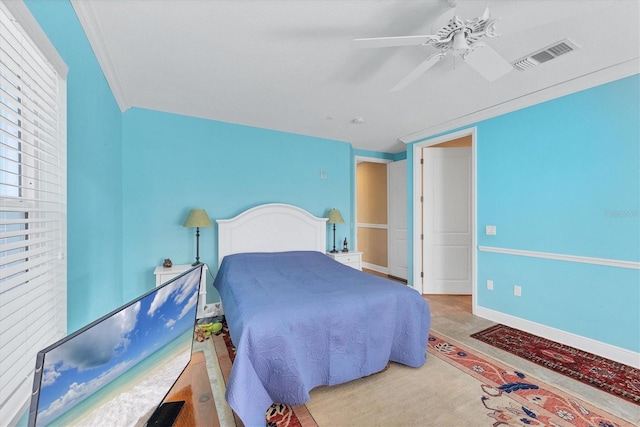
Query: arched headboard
217 203 327 265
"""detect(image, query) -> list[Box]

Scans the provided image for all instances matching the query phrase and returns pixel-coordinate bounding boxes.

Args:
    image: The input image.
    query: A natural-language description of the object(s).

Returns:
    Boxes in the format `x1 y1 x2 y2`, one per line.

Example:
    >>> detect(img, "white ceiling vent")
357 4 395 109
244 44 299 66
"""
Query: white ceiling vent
513 39 579 71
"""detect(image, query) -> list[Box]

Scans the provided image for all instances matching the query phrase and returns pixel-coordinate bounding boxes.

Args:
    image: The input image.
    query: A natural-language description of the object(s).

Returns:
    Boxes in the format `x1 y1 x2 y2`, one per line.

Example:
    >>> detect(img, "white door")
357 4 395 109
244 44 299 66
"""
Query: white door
388 160 407 280
422 147 472 294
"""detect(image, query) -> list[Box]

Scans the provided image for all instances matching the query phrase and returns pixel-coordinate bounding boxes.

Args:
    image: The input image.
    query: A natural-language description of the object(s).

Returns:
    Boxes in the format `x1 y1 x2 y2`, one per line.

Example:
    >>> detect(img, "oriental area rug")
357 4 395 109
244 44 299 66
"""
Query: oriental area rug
471 324 640 406
212 321 634 426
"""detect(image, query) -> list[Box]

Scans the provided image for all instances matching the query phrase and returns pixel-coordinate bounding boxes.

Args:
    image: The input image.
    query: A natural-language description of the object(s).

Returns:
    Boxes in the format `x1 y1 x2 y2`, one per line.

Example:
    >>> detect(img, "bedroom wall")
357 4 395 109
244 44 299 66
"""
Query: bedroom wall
407 74 640 354
121 108 352 301
25 0 124 333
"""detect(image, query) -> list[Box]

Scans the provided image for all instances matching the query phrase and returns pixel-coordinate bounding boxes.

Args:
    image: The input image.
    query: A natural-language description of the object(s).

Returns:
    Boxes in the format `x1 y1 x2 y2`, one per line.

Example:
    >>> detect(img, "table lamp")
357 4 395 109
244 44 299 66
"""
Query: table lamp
183 208 212 265
327 208 344 254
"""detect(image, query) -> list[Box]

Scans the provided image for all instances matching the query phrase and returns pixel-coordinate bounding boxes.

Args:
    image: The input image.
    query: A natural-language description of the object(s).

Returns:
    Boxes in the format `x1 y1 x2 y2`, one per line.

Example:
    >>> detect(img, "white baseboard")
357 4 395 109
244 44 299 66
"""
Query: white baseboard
362 262 388 274
474 306 640 369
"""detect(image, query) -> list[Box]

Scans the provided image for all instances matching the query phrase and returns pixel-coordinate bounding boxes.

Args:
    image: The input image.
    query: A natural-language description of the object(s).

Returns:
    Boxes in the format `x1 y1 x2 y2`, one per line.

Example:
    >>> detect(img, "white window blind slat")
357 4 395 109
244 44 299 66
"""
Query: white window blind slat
1 282 59 351
0 212 62 222
0 270 58 320
1 273 61 406
0 246 58 275
1 243 53 267
0 2 66 424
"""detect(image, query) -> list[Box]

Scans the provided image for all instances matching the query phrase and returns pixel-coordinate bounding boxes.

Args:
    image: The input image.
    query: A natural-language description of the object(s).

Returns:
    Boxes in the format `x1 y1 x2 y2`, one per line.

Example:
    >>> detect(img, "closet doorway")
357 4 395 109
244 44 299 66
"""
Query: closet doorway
355 159 389 274
355 157 407 280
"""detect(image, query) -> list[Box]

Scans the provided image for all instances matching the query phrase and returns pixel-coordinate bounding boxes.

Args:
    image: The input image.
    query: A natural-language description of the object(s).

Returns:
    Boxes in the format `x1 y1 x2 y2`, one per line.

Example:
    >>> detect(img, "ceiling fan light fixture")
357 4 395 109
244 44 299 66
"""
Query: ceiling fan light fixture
452 31 470 55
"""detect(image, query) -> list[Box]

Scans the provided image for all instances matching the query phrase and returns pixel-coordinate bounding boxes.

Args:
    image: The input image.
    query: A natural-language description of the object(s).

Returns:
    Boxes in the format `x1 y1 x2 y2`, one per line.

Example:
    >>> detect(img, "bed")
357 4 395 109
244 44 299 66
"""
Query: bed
213 203 430 426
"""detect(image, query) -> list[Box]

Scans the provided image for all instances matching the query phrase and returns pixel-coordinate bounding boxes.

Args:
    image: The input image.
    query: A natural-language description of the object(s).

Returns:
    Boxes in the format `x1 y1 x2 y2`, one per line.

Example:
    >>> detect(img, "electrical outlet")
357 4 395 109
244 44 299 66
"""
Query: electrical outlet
514 285 522 297
486 280 494 290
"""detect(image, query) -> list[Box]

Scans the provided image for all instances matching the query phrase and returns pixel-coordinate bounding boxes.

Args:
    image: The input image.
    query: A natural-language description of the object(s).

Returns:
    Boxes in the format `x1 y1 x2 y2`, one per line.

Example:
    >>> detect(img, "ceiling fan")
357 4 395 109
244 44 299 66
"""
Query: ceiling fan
354 6 513 91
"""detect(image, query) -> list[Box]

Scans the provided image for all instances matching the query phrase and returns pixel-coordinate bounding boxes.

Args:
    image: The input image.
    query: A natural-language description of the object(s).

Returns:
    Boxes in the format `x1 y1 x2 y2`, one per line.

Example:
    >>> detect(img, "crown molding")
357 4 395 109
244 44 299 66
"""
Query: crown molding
70 0 130 112
399 58 640 144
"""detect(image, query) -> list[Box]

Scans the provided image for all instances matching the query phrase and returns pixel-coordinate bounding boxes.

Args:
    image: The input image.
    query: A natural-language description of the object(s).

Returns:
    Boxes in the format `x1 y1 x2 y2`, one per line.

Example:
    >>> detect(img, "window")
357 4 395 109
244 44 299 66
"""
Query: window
0 2 67 423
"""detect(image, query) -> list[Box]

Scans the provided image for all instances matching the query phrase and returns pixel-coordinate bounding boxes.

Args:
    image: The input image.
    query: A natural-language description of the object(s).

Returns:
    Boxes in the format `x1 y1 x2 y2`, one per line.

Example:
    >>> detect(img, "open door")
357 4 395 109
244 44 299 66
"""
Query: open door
421 137 473 294
388 159 408 280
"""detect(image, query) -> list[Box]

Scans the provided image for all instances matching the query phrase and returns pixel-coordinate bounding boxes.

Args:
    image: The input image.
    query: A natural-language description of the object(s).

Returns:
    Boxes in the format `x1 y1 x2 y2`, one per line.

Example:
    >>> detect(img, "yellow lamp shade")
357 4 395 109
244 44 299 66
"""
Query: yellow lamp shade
327 208 344 224
183 209 212 228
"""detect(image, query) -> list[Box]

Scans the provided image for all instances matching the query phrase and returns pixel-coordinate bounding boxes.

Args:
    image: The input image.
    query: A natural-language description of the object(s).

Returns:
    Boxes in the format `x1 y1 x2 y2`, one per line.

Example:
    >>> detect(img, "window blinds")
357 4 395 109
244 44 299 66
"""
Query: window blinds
0 2 67 423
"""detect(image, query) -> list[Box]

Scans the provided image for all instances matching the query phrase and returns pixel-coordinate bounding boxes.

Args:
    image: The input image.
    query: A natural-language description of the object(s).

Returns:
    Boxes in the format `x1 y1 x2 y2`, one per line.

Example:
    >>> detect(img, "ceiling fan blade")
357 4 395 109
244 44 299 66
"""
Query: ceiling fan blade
353 35 436 49
463 44 512 81
390 51 445 92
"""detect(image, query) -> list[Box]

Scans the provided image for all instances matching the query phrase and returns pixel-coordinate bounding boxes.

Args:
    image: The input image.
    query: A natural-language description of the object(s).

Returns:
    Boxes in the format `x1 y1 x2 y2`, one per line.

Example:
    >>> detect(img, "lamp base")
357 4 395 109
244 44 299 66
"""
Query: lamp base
329 249 339 253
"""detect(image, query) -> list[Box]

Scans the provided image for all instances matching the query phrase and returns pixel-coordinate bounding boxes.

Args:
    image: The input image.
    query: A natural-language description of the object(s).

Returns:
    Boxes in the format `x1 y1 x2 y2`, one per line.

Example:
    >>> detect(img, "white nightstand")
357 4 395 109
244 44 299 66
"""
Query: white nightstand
326 251 362 270
154 263 209 319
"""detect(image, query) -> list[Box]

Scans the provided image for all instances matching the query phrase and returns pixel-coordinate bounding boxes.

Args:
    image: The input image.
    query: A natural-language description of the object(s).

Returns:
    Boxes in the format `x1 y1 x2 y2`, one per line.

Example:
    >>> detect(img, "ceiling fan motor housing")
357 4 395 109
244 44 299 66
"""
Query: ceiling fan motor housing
428 10 500 55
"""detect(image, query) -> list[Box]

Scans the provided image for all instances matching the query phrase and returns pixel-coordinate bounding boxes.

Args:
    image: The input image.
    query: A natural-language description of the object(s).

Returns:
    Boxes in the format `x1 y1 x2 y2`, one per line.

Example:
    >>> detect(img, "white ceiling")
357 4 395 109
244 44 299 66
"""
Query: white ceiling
71 0 639 153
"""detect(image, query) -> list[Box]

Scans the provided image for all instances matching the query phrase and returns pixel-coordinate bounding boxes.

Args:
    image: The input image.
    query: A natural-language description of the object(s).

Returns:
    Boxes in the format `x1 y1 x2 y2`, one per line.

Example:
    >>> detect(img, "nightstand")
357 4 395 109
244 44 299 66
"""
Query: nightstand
326 251 362 270
154 264 209 319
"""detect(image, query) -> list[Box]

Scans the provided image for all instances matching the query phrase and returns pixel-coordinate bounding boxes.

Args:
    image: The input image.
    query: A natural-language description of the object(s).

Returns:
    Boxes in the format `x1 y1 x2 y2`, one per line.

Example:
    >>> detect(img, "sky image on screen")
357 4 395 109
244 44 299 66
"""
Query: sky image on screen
30 265 203 426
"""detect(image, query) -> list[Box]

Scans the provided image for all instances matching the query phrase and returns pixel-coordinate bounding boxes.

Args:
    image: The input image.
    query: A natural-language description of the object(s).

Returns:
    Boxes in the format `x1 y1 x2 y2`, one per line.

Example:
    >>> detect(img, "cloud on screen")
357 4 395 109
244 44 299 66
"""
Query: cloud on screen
43 301 141 386
148 269 200 328
38 359 135 424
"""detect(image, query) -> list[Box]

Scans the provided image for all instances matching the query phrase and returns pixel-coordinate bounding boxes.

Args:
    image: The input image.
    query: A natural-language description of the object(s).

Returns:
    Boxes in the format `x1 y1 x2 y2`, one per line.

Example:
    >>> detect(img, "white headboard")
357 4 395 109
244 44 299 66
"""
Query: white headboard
217 203 327 265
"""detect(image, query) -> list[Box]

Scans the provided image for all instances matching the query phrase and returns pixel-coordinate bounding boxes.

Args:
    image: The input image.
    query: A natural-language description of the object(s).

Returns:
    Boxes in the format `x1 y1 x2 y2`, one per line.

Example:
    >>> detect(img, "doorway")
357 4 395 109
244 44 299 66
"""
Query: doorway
355 158 390 274
412 129 476 305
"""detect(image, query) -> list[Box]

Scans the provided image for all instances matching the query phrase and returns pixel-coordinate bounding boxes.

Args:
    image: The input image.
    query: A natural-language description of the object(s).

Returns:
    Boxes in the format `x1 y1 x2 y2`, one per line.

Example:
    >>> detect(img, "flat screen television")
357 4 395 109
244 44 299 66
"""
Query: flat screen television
27 264 204 427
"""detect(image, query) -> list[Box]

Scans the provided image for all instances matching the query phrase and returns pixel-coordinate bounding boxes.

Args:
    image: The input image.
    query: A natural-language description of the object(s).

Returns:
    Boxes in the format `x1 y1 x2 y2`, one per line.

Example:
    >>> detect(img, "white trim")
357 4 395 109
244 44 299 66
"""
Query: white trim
357 223 388 229
353 155 392 258
411 128 477 303
399 59 639 144
2 0 68 77
362 262 388 275
70 0 130 112
354 156 392 165
475 306 640 369
478 246 640 270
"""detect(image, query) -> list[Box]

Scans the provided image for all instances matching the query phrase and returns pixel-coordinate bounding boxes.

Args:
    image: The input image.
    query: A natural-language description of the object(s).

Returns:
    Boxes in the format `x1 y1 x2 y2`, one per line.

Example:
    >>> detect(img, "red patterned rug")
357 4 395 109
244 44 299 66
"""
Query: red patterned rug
471 324 640 406
213 321 633 426
428 333 633 427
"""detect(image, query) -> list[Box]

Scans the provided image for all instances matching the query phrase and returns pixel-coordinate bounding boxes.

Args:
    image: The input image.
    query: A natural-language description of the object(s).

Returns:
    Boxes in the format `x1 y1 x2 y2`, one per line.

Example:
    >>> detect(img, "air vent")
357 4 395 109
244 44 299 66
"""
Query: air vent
513 39 579 71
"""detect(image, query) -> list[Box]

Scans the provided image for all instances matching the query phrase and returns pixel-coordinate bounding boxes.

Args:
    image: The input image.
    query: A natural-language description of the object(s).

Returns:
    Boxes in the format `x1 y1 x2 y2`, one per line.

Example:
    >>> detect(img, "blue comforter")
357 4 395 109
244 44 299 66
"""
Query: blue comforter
213 251 430 426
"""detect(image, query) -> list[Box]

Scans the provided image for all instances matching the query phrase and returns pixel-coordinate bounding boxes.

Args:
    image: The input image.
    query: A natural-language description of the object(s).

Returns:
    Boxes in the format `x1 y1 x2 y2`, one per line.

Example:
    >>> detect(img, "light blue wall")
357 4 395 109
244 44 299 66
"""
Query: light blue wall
26 0 124 333
476 77 639 260
408 74 640 352
27 0 639 354
122 108 352 301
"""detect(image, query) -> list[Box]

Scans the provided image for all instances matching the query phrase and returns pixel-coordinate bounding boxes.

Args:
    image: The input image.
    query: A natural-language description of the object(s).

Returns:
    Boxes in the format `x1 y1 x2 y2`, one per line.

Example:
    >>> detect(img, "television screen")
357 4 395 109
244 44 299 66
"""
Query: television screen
28 264 204 427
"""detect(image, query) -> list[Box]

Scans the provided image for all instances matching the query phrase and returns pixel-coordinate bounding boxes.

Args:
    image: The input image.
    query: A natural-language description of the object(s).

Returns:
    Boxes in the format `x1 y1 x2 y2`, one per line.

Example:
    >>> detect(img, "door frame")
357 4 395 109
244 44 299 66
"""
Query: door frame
354 156 392 273
411 128 477 309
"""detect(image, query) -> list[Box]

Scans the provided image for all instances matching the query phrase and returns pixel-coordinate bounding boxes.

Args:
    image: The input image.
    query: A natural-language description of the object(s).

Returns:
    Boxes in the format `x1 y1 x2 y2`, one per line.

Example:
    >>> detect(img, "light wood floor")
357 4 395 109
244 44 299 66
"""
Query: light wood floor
197 273 639 426
420 294 638 425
